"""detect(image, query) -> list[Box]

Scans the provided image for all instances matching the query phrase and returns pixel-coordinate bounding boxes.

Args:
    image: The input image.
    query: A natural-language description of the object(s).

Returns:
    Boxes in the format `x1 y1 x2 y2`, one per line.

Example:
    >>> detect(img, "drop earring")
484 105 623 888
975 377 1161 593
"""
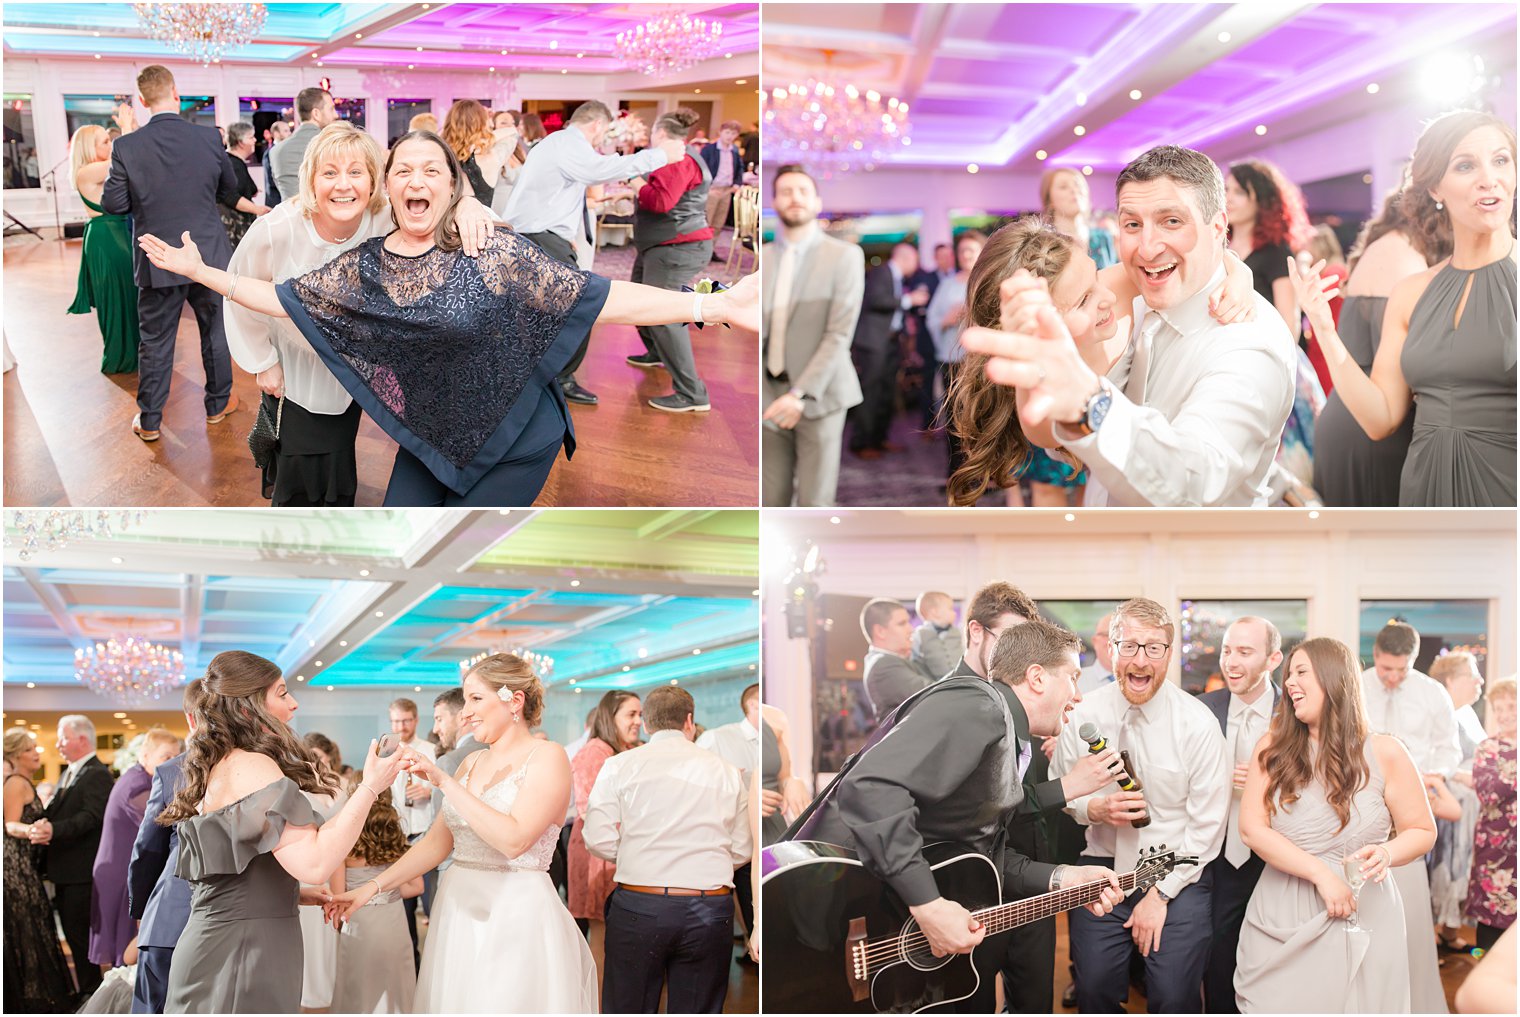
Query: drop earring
1435 200 1444 210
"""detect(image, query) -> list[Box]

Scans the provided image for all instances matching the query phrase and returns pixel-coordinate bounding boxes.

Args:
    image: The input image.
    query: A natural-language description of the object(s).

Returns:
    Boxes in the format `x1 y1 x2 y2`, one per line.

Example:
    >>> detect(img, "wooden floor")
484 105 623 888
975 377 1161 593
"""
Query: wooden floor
2 235 757 507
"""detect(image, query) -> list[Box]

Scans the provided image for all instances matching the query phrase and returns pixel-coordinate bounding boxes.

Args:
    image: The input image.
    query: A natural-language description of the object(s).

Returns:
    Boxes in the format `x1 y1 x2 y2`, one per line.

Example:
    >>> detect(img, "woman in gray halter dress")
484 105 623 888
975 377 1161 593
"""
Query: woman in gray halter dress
155 651 403 1014
1234 638 1436 1012
1291 109 1516 506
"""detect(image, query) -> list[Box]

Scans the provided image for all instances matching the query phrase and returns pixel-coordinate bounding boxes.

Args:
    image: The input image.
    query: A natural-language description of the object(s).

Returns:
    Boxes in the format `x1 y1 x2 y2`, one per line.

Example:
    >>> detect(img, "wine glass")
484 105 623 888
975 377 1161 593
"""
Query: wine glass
1341 854 1366 932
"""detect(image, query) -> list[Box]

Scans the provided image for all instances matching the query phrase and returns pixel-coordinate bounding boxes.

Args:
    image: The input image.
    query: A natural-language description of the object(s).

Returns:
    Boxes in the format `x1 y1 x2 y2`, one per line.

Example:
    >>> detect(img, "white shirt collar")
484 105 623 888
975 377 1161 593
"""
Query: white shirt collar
1153 262 1228 338
740 717 758 740
66 752 97 775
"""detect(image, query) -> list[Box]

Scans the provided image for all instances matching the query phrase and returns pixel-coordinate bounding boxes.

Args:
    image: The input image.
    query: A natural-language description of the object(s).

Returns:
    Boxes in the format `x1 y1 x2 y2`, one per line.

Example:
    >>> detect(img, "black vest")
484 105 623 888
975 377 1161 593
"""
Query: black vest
633 153 711 252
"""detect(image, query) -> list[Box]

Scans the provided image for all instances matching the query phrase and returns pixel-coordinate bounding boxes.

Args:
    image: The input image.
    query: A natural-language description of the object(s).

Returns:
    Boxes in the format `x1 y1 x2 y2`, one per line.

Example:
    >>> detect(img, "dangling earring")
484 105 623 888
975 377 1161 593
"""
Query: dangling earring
1435 200 1444 211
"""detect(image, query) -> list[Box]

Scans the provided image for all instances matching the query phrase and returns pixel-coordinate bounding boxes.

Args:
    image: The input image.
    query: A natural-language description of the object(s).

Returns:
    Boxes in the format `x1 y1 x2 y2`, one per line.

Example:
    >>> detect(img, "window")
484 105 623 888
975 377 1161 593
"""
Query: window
177 96 217 130
333 97 365 131
1177 599 1309 694
4 93 38 189
387 99 430 147
1041 600 1121 687
63 94 130 139
1358 599 1489 677
240 96 294 162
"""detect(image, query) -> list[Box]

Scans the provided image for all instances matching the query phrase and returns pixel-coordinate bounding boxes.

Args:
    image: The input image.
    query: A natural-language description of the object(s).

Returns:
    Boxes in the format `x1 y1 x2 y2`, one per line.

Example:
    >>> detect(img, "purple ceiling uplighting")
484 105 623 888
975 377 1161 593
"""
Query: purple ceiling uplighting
762 3 1518 171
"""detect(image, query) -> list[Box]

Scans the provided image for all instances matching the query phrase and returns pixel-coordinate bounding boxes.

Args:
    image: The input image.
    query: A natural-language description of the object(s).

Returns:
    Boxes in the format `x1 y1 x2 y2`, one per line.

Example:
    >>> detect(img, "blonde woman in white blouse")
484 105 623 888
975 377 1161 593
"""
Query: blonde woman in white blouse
225 122 495 505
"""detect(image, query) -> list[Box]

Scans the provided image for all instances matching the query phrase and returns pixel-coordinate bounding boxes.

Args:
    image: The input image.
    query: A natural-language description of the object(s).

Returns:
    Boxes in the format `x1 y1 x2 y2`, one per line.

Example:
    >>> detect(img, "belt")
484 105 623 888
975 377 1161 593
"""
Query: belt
618 883 731 897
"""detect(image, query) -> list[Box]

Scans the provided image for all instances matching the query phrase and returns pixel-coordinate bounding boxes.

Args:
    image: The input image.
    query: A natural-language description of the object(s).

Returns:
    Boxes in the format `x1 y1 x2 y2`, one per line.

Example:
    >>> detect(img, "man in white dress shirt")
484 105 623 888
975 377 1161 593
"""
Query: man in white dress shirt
501 99 684 406
584 686 751 1013
1051 597 1230 1013
697 683 761 940
1360 621 1461 777
1197 616 1281 1013
959 145 1294 505
388 697 438 970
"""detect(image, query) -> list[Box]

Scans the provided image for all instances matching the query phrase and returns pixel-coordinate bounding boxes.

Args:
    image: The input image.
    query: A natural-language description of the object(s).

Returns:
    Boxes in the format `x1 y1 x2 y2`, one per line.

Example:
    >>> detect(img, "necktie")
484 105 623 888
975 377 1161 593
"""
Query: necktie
1016 738 1032 783
1114 705 1146 873
1126 311 1163 405
1224 701 1260 867
766 243 797 378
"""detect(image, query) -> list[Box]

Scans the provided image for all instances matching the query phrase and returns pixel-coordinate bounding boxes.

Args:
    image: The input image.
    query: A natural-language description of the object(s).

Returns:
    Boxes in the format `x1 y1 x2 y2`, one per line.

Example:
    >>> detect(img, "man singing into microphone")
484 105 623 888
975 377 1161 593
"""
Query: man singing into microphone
1051 598 1230 1013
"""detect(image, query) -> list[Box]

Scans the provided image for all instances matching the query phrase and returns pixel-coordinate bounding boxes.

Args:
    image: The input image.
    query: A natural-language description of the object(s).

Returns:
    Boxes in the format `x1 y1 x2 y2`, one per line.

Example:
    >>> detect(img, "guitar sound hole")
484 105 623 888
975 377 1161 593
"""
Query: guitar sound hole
898 917 954 972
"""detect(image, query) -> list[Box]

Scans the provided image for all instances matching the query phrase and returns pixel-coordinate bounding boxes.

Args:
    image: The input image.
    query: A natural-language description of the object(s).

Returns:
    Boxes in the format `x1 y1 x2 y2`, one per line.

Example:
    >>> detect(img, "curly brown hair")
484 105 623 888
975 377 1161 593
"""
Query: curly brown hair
1260 638 1370 830
159 651 338 825
1400 109 1517 261
351 787 408 865
946 215 1078 505
441 99 494 161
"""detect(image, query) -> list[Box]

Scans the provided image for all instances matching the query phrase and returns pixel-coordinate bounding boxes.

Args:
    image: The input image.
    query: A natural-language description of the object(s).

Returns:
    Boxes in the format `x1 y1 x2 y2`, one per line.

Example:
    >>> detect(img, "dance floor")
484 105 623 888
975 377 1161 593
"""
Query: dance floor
2 234 758 507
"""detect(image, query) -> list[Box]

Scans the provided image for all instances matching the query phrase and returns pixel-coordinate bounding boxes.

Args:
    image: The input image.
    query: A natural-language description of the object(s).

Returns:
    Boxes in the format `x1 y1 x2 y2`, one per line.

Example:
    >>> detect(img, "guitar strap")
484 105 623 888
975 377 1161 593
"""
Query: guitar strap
782 675 999 843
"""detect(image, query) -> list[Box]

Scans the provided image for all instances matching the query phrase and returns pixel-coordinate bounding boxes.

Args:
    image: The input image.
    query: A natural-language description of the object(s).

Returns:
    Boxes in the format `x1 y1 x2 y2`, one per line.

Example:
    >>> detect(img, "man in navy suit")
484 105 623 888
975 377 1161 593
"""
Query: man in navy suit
102 64 265 443
1197 617 1281 1014
127 680 202 1014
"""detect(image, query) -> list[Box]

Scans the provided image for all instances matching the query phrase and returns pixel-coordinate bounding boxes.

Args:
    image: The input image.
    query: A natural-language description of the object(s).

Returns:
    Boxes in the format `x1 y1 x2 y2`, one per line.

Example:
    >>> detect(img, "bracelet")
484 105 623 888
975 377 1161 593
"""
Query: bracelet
366 877 382 897
354 783 380 803
1048 864 1067 892
692 291 705 324
227 270 239 303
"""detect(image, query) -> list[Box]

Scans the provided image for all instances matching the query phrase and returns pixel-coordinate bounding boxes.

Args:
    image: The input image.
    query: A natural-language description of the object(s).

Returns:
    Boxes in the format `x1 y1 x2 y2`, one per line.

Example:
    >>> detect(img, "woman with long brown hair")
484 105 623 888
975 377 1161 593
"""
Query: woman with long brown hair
157 651 403 1013
568 690 643 934
441 98 501 207
947 215 1256 505
1291 109 1517 505
327 653 595 1012
1234 637 1435 1012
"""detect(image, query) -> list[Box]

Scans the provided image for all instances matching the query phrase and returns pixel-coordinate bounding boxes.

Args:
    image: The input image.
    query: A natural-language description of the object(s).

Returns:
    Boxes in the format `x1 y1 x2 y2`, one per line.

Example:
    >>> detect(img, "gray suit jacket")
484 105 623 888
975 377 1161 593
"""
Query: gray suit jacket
762 231 866 418
863 647 929 720
270 121 321 209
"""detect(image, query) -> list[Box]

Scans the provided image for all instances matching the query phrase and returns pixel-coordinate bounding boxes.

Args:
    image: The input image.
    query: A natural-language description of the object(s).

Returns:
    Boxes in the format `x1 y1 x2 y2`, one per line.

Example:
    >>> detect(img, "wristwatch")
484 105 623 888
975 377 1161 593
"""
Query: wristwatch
1070 377 1112 437
1154 887 1174 903
788 386 806 402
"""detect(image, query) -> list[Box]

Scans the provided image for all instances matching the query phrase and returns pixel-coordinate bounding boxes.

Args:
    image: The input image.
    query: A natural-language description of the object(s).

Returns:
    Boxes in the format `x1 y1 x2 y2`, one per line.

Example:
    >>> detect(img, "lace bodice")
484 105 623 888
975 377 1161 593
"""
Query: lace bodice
443 750 559 873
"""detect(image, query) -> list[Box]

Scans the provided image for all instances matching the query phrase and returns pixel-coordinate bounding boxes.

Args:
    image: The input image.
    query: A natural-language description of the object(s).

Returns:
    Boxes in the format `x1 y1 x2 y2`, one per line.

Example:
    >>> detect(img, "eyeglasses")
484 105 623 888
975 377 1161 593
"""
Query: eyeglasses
1116 640 1171 660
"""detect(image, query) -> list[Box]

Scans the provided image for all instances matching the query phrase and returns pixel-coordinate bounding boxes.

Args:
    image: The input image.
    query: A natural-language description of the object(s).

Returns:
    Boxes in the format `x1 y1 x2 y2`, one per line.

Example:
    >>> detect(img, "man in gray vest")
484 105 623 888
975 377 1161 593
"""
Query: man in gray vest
626 109 714 413
271 87 337 203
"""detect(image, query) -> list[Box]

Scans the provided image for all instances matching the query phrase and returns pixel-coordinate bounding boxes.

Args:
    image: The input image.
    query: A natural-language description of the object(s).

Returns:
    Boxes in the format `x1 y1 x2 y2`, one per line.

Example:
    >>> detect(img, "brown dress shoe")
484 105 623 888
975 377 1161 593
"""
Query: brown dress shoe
132 414 160 442
207 392 239 424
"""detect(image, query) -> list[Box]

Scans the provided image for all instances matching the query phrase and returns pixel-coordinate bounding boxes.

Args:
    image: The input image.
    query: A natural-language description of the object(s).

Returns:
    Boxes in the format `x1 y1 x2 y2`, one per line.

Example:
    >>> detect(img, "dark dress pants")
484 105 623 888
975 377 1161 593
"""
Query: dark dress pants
519 230 591 383
1068 857 1212 1014
602 887 733 1013
55 881 102 995
631 240 713 403
997 914 1056 1012
1203 853 1265 1013
734 861 755 938
135 281 233 430
130 945 173 1013
849 336 900 451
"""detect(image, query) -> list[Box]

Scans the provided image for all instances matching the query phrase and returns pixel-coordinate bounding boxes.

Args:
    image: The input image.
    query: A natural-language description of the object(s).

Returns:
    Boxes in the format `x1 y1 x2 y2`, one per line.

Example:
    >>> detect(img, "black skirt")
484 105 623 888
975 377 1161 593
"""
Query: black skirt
259 393 362 506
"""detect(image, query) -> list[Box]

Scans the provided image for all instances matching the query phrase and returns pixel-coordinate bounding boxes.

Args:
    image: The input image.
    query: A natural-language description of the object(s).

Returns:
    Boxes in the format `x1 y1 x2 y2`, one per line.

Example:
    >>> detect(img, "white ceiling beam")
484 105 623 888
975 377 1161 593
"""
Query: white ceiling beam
179 575 203 672
896 3 953 105
16 568 88 649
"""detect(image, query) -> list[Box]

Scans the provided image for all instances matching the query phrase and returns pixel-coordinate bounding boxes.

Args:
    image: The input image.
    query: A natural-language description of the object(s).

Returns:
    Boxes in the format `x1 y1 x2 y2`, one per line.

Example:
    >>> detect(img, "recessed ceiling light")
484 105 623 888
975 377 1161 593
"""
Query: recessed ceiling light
622 665 631 672
967 164 979 174
1217 31 1232 43
1254 124 1267 136
338 640 348 647
355 33 362 39
297 676 305 681
414 686 422 692
1073 125 1086 136
25 682 35 689
416 46 423 52
549 40 558 49
1082 165 1093 176
498 509 511 515
577 52 585 58
637 648 648 658
669 679 680 685
1035 149 1048 160
829 516 841 524
375 611 384 618
751 589 760 596
1362 173 1374 184
95 54 102 59
561 69 568 75
315 660 323 667
693 88 701 93
501 49 508 55
359 569 370 577
1075 92 1087 106
574 687 583 693
1308 510 1321 520
748 664 756 670
1366 83 1380 94
1064 513 1076 522
489 66 495 72
408 64 414 70
114 712 128 719
725 53 733 59
1129 89 1143 100
110 556 123 564
317 61 324 67
735 79 746 85
327 685 335 691
570 579 581 587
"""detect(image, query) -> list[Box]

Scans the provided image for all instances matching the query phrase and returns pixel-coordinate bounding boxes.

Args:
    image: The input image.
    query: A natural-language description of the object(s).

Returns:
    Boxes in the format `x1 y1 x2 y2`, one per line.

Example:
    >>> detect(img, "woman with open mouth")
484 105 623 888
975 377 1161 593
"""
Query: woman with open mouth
1290 108 1517 506
224 122 498 507
946 214 1256 506
141 128 758 507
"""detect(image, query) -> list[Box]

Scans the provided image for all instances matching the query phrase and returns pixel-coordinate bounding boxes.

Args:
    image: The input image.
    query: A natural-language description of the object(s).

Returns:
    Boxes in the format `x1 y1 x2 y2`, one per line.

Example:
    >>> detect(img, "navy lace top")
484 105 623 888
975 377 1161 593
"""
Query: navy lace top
276 227 609 494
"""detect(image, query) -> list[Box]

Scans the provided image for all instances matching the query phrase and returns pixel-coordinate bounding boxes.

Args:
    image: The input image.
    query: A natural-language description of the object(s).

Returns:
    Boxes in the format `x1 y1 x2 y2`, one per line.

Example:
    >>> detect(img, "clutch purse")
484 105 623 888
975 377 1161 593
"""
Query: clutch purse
247 395 283 469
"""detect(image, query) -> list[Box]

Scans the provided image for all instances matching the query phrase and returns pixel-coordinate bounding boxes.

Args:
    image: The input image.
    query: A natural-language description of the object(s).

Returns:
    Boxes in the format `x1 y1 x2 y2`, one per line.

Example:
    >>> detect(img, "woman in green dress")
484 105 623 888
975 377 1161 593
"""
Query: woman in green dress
67 123 139 373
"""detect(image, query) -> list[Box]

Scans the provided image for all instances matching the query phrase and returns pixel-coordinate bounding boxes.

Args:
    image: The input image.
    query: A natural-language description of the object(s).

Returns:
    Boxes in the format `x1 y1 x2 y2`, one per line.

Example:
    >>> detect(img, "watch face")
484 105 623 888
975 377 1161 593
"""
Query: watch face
1089 389 1112 431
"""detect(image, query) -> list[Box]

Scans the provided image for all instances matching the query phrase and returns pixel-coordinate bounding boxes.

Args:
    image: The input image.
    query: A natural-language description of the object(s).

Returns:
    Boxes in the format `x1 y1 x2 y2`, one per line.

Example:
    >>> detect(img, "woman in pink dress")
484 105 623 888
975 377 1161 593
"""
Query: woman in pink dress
567 691 642 935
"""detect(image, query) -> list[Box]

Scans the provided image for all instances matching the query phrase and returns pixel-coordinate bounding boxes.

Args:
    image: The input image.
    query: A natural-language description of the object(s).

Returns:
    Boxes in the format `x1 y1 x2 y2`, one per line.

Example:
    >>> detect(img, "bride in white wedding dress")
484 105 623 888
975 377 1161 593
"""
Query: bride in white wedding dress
328 654 596 1013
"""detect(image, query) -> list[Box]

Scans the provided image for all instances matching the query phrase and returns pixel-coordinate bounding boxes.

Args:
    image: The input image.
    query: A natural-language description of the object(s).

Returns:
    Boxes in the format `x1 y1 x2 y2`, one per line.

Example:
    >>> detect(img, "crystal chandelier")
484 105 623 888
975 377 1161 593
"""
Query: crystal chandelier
133 3 268 65
614 7 723 77
460 647 556 681
5 510 146 562
75 634 186 706
763 51 911 174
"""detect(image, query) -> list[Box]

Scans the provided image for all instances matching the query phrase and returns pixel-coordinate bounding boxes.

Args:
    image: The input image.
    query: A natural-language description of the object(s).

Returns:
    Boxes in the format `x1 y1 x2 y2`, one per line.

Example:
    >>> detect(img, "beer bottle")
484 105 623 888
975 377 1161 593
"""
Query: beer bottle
1117 750 1150 829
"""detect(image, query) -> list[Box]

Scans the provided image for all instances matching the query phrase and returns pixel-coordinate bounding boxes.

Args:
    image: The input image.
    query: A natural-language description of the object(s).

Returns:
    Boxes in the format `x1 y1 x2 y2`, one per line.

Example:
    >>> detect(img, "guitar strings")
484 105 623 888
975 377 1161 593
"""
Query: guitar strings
853 870 1150 972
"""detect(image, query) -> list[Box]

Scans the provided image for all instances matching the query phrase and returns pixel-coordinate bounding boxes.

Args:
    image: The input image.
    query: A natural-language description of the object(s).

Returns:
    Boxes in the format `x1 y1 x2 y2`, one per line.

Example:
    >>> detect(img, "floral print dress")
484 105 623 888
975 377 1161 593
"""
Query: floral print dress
1465 735 1517 929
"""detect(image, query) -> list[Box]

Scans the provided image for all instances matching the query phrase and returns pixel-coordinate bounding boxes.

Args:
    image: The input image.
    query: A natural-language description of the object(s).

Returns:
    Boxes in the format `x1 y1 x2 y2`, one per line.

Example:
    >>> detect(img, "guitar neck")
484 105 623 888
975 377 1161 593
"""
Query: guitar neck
973 870 1142 935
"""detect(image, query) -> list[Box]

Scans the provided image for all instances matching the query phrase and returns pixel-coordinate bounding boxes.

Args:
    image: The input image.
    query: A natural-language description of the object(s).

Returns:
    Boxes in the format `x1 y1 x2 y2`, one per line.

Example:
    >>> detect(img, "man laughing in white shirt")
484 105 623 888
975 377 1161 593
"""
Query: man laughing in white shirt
961 145 1295 506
